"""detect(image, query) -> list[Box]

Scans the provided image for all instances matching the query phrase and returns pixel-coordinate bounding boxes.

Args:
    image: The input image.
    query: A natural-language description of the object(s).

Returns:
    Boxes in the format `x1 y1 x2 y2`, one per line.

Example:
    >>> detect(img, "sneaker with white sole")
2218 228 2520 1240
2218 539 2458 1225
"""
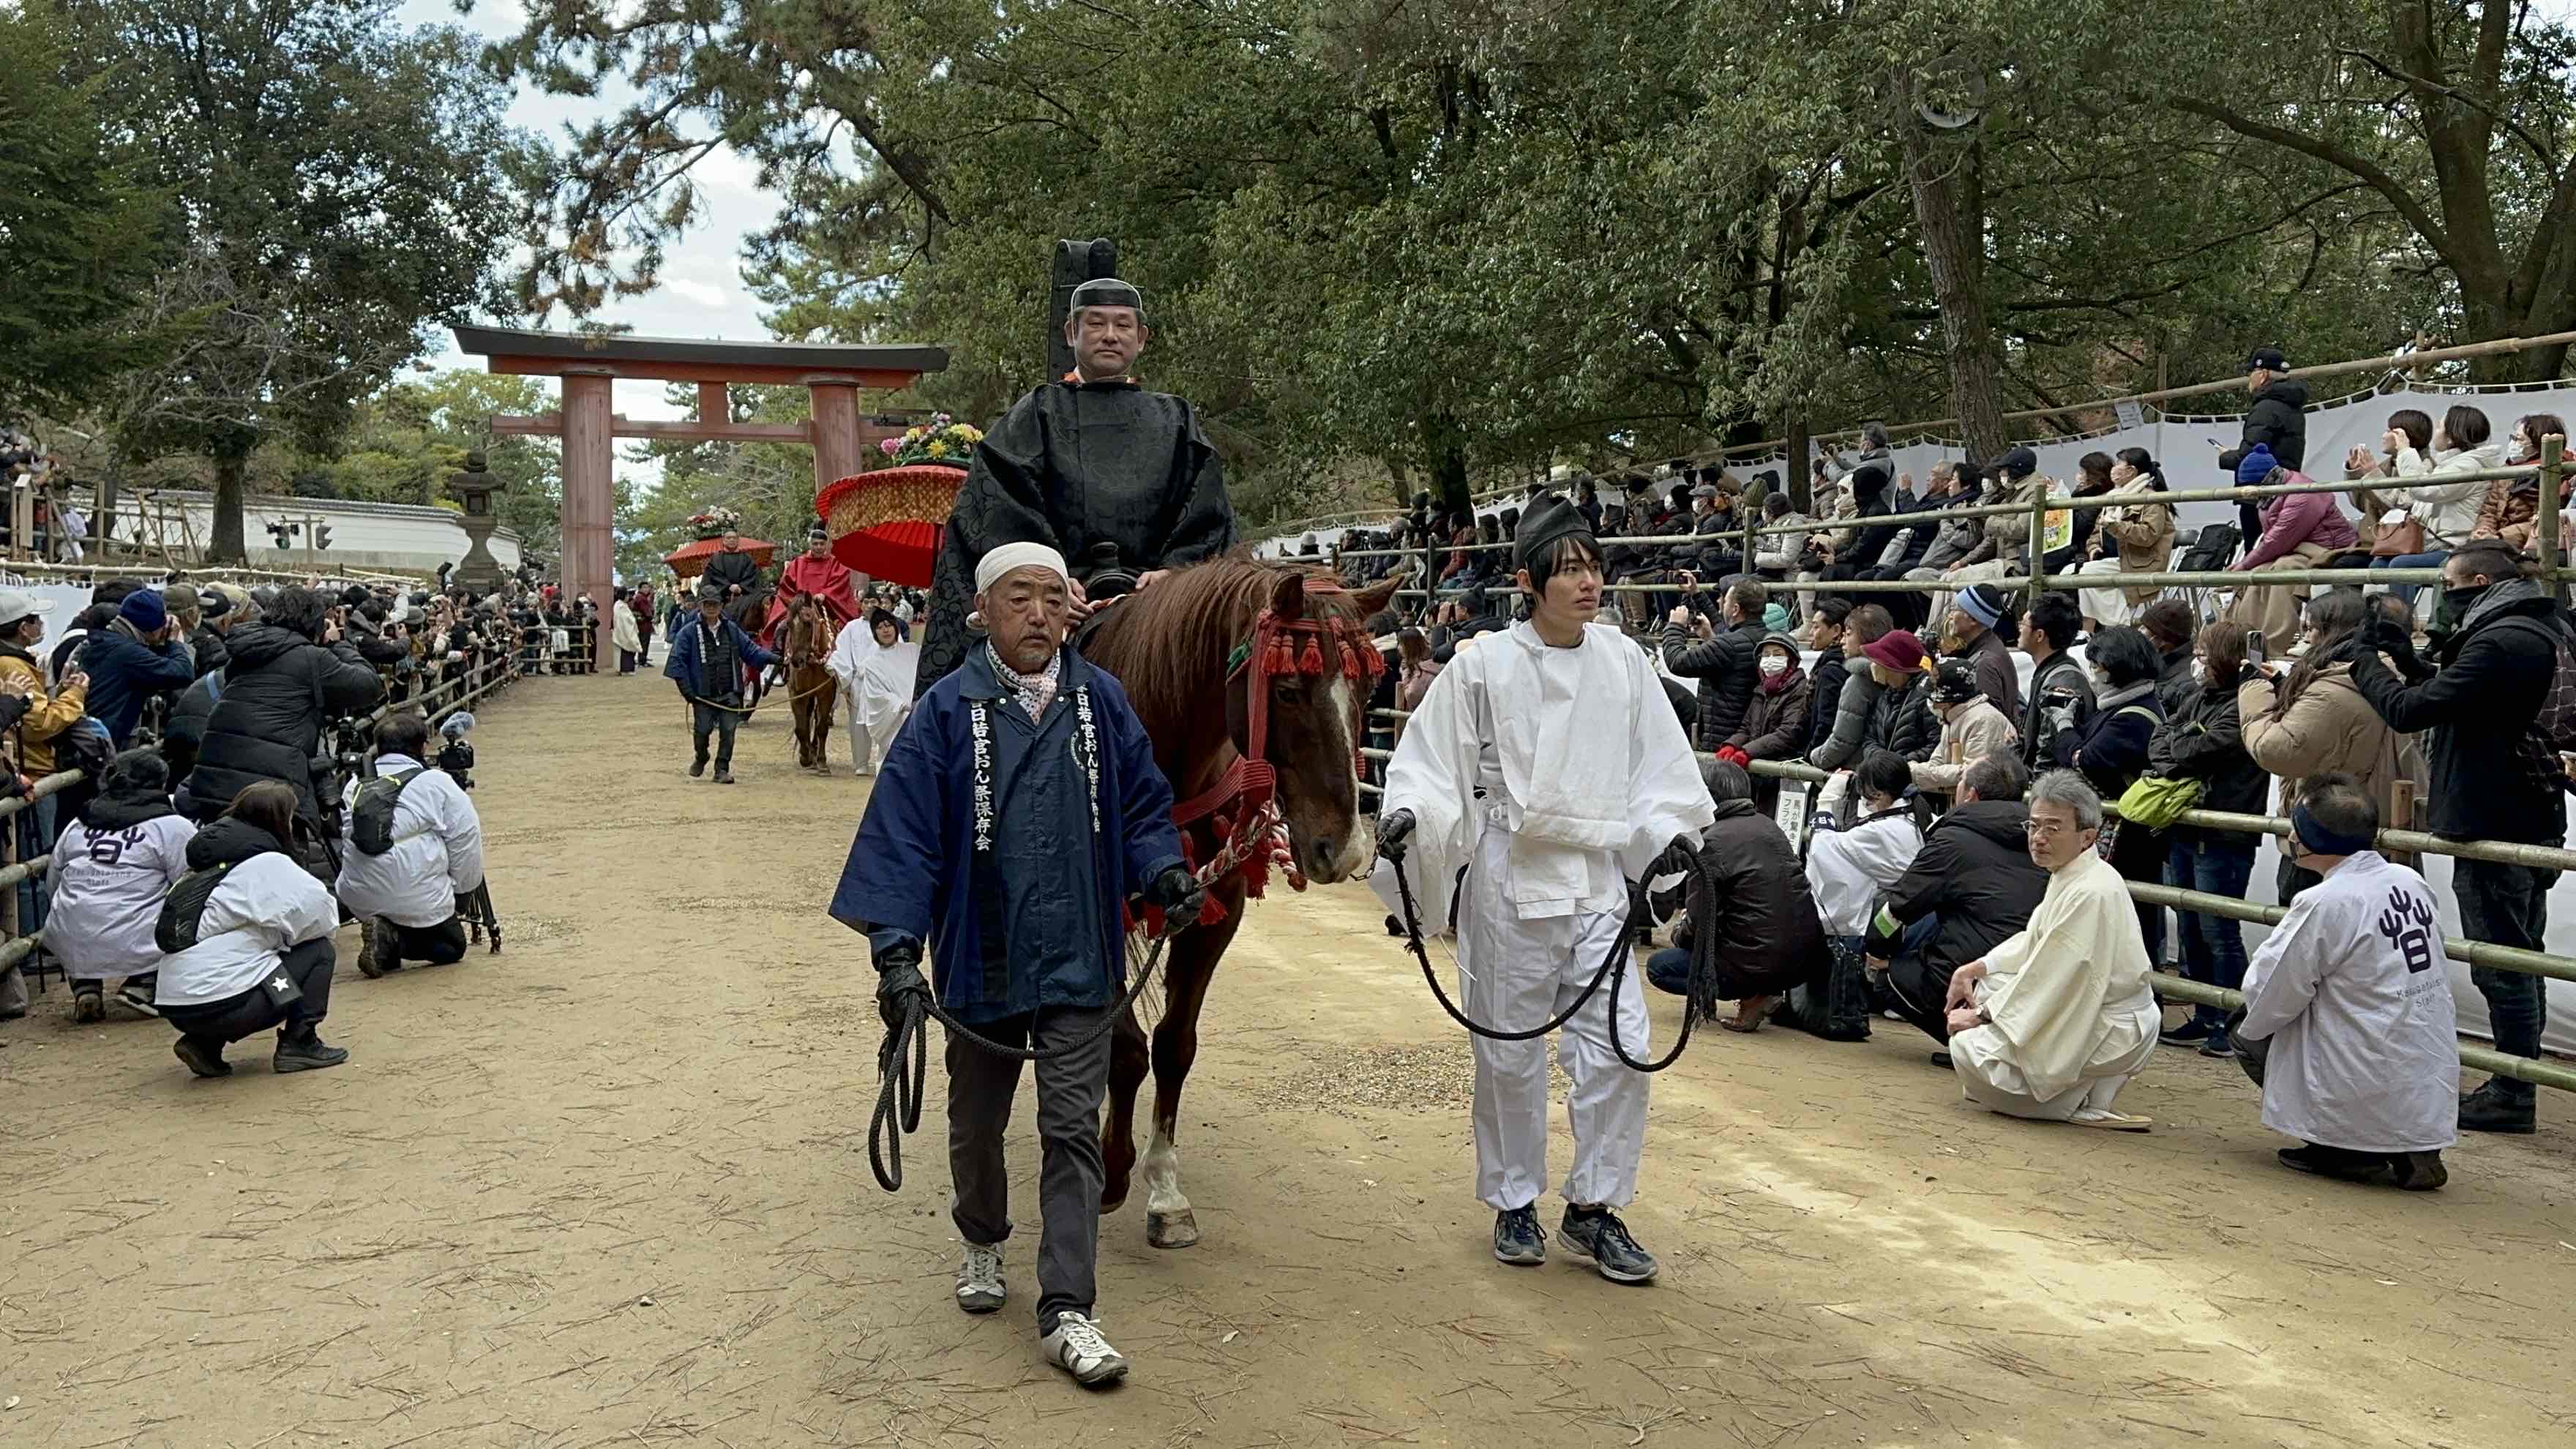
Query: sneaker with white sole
1040 1311 1129 1387
956 1242 1005 1314
116 983 160 1018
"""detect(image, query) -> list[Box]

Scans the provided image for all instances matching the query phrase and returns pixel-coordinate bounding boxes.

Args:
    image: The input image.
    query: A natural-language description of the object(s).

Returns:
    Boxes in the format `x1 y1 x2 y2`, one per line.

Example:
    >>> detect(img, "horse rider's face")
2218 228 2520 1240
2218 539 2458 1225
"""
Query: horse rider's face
874 621 899 647
722 531 741 551
981 566 1071 673
1066 307 1146 381
806 541 828 559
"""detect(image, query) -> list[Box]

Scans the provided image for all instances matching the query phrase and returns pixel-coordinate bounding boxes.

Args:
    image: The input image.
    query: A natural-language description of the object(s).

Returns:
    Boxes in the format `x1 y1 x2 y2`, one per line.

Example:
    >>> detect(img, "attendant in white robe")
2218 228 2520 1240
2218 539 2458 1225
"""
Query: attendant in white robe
828 610 920 774
1374 497 1715 1284
1942 769 2161 1130
2235 773 2456 1189
48 751 192 1021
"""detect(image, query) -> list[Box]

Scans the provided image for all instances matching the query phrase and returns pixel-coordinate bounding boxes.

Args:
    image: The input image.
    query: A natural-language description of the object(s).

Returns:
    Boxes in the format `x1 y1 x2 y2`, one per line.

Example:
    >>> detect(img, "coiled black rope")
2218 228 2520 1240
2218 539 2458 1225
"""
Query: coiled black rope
869 927 1176 1193
1387 844 1710 1073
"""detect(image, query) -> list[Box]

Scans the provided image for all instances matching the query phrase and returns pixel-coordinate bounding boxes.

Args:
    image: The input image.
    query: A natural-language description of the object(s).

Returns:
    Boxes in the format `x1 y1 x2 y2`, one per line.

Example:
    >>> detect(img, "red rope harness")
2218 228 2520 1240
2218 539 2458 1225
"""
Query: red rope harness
1142 577 1384 932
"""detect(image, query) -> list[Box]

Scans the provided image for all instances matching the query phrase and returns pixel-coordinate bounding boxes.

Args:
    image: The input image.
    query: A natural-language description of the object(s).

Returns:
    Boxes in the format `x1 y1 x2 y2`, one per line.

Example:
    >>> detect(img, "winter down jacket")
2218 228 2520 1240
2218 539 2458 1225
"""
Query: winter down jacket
184 624 386 825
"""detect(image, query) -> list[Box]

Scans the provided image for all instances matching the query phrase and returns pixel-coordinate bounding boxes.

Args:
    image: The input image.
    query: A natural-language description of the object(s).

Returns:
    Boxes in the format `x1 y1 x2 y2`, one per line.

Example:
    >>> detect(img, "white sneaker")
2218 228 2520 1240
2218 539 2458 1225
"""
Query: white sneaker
1040 1311 1129 1387
956 1243 1005 1314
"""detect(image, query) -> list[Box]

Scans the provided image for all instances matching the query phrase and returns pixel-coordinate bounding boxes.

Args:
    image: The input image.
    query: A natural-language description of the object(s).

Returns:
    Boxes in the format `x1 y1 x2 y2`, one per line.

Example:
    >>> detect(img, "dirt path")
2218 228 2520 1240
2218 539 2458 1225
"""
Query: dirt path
5 671 2574 1448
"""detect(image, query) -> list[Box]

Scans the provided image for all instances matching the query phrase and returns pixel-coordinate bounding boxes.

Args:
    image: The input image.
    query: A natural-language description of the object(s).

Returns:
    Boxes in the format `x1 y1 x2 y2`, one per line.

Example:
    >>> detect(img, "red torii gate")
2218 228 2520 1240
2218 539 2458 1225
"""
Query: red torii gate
451 326 949 642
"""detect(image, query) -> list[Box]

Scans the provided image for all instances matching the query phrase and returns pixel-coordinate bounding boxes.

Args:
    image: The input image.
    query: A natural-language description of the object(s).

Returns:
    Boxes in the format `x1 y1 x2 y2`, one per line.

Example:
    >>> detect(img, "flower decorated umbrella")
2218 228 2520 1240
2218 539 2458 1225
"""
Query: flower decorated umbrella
815 416 984 588
663 506 776 579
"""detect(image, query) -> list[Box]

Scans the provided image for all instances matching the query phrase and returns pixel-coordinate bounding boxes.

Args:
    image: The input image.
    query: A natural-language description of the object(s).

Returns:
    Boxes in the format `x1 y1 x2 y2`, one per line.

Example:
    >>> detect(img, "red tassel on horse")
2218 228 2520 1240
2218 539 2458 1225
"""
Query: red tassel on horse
1298 636 1325 676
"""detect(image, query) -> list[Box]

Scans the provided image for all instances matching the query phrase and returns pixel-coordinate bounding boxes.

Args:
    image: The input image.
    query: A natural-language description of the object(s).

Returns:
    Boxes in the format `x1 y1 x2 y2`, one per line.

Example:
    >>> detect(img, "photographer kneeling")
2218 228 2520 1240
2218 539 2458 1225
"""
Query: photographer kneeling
337 711 484 976
158 782 348 1077
184 585 386 851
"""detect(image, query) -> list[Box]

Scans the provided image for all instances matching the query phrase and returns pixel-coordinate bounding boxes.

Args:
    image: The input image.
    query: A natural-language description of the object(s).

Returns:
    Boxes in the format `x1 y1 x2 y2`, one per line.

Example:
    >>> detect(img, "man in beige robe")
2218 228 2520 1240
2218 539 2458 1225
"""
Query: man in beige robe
1942 770 2160 1130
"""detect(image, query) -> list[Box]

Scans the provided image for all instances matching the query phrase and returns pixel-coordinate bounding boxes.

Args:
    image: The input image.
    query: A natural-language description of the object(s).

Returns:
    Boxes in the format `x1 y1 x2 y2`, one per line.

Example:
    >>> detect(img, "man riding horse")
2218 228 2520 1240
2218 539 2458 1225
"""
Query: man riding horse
913 276 1239 696
765 525 864 651
700 526 765 604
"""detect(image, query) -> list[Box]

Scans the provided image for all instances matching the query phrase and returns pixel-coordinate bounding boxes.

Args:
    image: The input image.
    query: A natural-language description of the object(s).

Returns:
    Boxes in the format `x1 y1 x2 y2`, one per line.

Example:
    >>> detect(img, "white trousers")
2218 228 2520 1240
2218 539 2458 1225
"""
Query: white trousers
844 693 910 774
1457 828 1650 1212
1950 992 2160 1121
2073 557 2141 626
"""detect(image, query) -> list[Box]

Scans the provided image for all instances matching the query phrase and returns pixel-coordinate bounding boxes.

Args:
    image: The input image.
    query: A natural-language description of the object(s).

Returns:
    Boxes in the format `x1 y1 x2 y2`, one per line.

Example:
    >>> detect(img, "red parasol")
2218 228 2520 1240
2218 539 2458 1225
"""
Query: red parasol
815 465 965 588
663 536 776 579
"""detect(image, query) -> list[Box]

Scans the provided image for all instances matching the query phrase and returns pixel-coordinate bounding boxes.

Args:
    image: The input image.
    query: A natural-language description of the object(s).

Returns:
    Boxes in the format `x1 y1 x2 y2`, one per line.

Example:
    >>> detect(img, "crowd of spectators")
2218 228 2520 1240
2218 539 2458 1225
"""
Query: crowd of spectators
0 567 516 1080
1346 353 2573 1179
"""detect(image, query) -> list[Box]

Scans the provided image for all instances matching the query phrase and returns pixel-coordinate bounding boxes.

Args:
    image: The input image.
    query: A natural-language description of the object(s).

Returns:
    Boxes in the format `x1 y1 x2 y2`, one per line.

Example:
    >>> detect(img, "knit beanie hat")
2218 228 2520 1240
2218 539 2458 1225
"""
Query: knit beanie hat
2236 443 2279 486
117 588 167 634
1763 602 1792 633
1956 583 2006 630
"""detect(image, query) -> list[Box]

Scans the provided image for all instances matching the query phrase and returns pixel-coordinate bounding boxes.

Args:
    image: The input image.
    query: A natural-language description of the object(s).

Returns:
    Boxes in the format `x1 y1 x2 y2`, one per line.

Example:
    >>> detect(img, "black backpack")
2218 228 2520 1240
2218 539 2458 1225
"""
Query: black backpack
2176 523 2240 573
154 861 236 954
350 766 426 856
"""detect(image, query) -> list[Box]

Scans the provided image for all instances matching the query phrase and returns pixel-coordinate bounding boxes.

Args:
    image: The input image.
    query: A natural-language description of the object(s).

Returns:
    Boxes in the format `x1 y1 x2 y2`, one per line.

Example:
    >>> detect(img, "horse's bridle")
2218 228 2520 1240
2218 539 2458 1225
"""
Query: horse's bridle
1158 578 1382 926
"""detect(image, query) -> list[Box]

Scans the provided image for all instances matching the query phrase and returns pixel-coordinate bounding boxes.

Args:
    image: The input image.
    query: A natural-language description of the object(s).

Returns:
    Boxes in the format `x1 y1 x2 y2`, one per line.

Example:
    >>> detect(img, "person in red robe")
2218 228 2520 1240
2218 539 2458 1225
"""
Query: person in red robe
765 526 866 648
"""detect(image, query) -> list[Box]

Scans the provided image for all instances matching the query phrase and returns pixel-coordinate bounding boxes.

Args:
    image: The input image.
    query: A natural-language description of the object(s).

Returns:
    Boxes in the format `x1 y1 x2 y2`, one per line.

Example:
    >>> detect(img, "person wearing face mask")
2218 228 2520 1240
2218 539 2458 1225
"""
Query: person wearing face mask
1911 659 2018 811
2368 404 2503 615
2342 540 2569 1135
2236 589 2425 902
2073 449 2176 629
2143 625 2268 1055
1718 629 1813 810
2468 412 2568 555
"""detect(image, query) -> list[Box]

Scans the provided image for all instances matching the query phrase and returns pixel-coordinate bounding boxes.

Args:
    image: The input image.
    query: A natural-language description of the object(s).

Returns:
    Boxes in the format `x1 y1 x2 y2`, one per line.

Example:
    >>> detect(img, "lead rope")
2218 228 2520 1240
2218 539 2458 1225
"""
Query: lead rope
869 926 1176 1194
1386 846 1709 1072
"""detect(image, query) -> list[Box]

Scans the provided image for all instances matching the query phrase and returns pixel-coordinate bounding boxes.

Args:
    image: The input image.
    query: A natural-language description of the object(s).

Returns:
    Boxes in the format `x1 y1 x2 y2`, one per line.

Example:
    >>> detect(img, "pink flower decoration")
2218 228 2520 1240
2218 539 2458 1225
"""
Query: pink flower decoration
879 436 902 456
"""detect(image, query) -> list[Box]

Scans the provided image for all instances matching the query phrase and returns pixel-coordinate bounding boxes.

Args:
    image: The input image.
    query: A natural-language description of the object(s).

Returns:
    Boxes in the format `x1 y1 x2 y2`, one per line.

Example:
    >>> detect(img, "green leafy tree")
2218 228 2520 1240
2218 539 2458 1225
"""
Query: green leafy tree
0 8 176 419
55 0 524 562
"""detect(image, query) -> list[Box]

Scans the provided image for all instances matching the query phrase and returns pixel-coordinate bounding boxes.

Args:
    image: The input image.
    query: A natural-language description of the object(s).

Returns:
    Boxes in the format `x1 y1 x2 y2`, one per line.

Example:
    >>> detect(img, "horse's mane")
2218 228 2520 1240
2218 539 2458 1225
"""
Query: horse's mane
1082 550 1360 732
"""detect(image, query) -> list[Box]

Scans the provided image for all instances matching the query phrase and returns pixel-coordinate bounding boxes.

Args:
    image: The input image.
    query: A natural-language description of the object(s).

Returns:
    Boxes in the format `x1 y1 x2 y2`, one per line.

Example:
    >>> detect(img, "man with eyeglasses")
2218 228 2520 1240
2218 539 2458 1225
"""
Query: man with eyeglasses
1937 768 2162 1130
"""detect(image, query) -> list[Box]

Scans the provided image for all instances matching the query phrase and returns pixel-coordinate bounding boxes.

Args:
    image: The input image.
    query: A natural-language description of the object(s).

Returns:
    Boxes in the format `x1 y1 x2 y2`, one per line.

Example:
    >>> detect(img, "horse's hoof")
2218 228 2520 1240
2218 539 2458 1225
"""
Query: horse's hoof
1100 1191 1128 1215
1146 1210 1199 1249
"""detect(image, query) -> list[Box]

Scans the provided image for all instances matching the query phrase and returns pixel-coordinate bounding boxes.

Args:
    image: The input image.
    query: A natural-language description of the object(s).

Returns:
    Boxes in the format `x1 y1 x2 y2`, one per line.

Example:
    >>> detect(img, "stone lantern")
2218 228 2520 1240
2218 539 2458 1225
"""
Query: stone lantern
445 450 508 594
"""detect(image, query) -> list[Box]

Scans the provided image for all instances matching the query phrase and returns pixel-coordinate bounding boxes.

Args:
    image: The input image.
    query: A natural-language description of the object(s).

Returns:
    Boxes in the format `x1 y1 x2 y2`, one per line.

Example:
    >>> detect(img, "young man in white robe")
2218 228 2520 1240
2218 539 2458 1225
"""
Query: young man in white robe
826 608 921 774
1942 768 2162 1130
1373 495 1716 1283
2234 772 2456 1189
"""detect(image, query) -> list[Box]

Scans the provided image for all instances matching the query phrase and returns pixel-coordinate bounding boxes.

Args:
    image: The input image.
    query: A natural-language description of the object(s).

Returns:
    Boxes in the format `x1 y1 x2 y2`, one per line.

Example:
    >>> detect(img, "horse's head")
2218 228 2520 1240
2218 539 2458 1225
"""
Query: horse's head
1223 569 1401 885
1081 558 1400 887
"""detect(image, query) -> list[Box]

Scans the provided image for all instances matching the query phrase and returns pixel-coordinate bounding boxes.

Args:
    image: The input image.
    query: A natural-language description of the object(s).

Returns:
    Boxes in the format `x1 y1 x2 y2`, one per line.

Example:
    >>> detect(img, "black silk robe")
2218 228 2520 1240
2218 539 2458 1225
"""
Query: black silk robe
915 378 1238 695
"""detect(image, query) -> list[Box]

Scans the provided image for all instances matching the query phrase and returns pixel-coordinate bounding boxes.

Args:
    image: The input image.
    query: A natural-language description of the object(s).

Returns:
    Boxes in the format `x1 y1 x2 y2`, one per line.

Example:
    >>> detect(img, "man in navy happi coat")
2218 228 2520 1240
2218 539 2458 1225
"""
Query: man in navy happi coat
829 540 1200 1389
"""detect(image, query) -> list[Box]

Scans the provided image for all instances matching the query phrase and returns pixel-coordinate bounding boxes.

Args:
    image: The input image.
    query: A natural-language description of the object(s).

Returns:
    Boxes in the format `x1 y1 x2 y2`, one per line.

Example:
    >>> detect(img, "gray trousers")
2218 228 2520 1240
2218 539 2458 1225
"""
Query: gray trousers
946 1001 1115 1333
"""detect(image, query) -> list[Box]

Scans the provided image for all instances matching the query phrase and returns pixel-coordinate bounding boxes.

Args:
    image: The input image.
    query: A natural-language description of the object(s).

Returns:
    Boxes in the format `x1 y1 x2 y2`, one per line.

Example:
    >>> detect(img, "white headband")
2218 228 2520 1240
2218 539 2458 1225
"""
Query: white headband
975 542 1071 594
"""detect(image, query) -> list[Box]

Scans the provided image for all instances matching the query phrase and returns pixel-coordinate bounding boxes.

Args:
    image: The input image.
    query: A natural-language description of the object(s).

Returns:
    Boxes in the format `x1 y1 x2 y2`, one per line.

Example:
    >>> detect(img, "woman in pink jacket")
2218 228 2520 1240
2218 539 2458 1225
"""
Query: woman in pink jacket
2225 444 2358 644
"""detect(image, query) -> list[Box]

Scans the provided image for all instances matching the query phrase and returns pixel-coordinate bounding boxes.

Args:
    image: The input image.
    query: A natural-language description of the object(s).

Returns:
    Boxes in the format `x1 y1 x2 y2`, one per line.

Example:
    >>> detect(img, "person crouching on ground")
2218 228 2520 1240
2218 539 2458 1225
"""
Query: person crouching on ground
2234 774 2456 1189
1940 769 2160 1130
157 782 348 1077
663 585 777 785
828 542 1201 1388
1374 495 1717 1284
50 750 192 1022
1643 757 1828 1033
338 711 484 978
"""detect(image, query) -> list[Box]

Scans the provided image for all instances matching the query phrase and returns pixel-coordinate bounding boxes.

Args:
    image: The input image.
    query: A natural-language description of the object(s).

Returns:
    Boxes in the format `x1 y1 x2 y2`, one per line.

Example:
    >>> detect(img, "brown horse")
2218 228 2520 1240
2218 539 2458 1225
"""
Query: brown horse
1078 554 1401 1248
726 584 774 711
783 594 838 774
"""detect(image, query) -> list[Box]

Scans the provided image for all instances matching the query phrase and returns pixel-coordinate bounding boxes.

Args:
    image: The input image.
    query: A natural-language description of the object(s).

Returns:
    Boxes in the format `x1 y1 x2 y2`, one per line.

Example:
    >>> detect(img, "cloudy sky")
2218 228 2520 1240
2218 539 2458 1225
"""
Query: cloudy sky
397 0 785 490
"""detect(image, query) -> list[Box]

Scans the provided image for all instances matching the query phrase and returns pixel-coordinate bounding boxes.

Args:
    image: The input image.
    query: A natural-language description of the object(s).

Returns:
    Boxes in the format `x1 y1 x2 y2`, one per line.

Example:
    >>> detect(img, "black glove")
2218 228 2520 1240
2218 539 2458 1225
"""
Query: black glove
872 937 931 1030
1377 809 1416 862
1145 865 1205 931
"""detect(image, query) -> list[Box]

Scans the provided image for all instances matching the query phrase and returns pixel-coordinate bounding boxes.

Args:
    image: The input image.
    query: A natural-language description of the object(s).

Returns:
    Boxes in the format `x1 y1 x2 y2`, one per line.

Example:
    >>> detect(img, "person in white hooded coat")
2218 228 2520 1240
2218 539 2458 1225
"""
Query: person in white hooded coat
2234 774 2456 1190
48 750 193 1022
156 781 348 1077
1374 497 1715 1284
826 608 920 774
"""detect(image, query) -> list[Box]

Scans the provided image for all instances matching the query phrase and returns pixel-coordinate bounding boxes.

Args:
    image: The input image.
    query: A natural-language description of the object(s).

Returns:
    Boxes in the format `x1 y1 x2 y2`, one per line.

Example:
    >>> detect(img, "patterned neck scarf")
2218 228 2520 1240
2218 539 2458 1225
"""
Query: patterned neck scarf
986 643 1062 722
